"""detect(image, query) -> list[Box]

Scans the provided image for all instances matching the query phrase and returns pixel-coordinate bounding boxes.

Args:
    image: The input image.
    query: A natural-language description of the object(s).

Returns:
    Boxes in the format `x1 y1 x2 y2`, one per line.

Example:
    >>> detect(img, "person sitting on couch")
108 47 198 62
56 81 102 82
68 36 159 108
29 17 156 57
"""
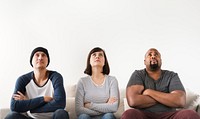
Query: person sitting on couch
121 48 200 119
75 47 120 119
5 47 69 119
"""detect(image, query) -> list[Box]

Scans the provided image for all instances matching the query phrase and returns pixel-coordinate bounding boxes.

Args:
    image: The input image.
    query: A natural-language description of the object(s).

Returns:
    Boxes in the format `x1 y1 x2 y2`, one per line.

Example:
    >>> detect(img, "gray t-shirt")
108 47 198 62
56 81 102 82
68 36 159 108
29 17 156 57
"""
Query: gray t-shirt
127 69 185 112
75 75 120 117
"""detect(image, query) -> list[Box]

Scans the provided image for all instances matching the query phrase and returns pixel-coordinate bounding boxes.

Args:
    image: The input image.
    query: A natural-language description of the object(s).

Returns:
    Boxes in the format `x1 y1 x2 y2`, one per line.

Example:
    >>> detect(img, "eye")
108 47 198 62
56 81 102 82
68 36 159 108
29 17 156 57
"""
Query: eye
35 53 40 57
42 53 46 57
148 53 152 57
99 53 104 57
91 53 96 57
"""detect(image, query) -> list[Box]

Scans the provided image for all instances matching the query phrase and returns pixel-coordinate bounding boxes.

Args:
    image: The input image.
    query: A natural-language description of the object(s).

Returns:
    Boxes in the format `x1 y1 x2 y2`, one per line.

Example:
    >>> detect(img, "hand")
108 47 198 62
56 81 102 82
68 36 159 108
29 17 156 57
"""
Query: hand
107 97 117 104
143 89 152 96
44 96 53 102
13 91 28 100
84 102 91 108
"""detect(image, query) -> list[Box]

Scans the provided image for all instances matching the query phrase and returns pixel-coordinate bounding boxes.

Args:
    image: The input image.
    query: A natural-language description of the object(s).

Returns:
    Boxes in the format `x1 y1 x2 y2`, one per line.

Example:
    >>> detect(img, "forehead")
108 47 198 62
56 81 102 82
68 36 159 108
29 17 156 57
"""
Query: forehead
34 51 46 55
145 49 161 56
91 51 104 54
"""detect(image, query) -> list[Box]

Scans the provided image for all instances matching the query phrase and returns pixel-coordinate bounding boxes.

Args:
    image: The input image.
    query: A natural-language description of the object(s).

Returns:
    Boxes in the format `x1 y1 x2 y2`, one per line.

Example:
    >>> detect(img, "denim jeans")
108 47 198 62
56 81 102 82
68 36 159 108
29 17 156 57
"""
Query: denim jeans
78 113 116 119
5 109 69 119
52 109 69 119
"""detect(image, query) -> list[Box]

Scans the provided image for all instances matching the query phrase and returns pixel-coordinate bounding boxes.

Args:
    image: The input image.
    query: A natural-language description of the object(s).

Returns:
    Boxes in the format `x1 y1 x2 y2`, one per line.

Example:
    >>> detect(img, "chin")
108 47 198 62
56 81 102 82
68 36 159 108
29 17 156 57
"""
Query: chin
150 64 159 70
36 66 46 69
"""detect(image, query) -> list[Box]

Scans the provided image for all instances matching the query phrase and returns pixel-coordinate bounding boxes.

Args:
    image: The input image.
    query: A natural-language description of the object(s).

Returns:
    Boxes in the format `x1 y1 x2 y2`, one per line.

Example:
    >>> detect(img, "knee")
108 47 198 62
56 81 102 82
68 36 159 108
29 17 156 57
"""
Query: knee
180 109 196 115
178 109 200 118
78 114 91 119
5 112 17 119
54 109 67 115
102 113 116 119
5 111 22 119
53 109 69 119
121 109 140 119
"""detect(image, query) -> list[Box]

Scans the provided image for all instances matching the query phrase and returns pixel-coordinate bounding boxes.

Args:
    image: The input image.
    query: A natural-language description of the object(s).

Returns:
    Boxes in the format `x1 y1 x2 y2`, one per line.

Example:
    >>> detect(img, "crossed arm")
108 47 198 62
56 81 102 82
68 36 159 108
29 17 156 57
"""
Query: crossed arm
75 78 119 116
11 74 66 113
13 91 53 102
126 85 186 109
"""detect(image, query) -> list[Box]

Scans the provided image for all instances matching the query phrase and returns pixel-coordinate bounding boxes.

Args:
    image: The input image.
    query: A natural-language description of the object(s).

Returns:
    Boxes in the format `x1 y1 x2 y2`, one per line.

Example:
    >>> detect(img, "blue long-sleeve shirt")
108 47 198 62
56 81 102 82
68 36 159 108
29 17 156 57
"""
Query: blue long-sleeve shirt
10 71 66 118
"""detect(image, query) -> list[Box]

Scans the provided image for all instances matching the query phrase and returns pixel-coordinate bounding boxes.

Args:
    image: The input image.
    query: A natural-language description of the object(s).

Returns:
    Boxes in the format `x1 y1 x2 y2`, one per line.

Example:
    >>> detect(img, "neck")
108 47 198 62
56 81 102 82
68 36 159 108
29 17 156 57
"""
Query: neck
92 67 103 75
146 68 161 80
91 71 105 86
34 68 48 81
92 73 104 79
91 67 105 79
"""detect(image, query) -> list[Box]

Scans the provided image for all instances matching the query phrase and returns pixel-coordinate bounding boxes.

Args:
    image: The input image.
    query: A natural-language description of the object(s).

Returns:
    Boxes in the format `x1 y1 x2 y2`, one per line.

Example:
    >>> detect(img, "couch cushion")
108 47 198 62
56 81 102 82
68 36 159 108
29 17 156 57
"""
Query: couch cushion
66 97 76 119
114 88 125 118
64 84 77 119
0 108 10 119
124 98 131 111
65 84 76 97
184 88 199 109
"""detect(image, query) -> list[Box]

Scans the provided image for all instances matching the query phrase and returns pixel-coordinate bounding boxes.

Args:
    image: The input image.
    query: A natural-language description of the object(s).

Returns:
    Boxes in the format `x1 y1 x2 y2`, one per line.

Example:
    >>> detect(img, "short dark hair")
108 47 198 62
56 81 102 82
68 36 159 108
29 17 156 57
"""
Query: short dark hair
84 47 110 75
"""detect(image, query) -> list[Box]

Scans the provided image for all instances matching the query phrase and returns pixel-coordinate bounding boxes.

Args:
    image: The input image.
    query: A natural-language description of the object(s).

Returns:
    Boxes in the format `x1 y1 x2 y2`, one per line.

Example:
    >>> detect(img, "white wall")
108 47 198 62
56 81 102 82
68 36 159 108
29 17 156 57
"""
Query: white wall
0 0 200 108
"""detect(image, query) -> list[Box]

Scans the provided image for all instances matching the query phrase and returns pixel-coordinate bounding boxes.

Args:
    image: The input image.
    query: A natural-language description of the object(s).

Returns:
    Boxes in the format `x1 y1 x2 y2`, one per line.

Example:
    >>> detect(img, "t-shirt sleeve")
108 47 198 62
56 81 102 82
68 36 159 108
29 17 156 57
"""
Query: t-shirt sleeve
127 70 144 88
168 73 185 92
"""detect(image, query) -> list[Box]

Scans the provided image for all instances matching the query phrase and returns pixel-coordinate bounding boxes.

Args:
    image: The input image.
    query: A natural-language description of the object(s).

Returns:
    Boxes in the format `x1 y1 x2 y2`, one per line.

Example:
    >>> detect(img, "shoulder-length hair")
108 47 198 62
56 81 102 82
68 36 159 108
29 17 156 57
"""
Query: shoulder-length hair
84 47 110 76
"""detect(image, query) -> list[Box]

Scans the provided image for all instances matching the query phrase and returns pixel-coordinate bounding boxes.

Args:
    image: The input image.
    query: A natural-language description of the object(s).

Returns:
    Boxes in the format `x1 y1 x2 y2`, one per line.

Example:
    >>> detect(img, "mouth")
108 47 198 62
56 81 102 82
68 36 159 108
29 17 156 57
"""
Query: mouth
150 60 158 64
37 61 44 64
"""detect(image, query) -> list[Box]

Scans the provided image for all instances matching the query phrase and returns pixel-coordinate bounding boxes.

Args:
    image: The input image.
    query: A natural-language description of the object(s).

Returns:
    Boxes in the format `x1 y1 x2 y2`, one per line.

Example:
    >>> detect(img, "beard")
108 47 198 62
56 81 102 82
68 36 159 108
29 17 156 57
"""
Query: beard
150 63 159 71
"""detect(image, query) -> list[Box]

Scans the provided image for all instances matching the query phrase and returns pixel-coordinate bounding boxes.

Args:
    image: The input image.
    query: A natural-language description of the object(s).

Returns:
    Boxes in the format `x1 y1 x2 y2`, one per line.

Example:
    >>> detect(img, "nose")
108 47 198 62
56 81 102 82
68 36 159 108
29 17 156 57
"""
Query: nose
38 55 43 60
95 54 100 58
95 55 99 59
151 55 156 59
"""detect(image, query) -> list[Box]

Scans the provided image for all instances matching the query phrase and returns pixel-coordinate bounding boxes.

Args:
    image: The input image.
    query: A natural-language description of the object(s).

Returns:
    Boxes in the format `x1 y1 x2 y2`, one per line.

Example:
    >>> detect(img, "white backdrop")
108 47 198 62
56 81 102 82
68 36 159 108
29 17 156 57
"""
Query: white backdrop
0 0 200 108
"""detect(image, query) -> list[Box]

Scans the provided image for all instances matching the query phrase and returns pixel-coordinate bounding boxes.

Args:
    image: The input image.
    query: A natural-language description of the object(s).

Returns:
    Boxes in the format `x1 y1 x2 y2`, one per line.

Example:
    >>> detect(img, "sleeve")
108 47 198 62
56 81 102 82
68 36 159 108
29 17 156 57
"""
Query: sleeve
168 72 185 92
30 72 66 113
75 79 101 116
89 77 120 113
11 76 46 112
127 70 144 88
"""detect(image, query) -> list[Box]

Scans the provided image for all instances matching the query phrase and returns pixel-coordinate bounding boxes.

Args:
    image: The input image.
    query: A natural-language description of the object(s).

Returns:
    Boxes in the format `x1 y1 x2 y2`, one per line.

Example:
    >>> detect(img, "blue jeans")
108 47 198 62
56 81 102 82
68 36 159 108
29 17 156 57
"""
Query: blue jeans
78 113 116 119
52 109 69 119
5 109 69 119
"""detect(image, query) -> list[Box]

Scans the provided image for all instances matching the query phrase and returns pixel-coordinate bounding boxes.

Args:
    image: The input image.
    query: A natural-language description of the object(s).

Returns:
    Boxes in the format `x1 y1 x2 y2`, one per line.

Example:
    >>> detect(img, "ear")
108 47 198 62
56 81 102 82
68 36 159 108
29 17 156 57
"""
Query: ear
144 60 146 65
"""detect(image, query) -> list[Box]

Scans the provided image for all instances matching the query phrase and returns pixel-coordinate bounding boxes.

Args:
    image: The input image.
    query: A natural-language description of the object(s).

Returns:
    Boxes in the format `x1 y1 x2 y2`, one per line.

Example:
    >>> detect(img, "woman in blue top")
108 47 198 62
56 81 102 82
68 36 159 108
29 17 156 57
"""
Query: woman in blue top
75 47 120 119
5 47 69 119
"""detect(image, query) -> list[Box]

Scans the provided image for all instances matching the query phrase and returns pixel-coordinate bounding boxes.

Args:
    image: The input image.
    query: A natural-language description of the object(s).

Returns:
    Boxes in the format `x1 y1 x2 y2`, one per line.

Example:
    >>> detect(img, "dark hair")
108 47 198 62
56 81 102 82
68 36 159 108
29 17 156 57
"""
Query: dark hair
84 47 110 75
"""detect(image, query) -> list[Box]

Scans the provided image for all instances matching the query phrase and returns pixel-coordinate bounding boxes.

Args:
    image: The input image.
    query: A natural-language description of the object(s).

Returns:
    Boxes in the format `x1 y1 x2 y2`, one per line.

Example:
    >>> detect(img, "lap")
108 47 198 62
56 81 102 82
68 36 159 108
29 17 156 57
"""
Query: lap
121 109 200 119
78 113 116 119
5 111 32 119
5 109 69 119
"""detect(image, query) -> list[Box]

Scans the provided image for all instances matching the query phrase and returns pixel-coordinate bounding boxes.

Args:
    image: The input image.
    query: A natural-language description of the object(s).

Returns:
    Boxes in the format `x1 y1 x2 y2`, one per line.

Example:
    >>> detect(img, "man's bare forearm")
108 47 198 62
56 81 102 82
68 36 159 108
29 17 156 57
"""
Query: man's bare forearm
143 89 186 108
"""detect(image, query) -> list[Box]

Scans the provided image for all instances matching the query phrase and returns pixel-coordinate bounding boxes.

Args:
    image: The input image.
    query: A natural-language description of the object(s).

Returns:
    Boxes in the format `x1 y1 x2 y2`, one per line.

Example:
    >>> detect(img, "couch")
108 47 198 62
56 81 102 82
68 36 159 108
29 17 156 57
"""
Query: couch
0 84 200 119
